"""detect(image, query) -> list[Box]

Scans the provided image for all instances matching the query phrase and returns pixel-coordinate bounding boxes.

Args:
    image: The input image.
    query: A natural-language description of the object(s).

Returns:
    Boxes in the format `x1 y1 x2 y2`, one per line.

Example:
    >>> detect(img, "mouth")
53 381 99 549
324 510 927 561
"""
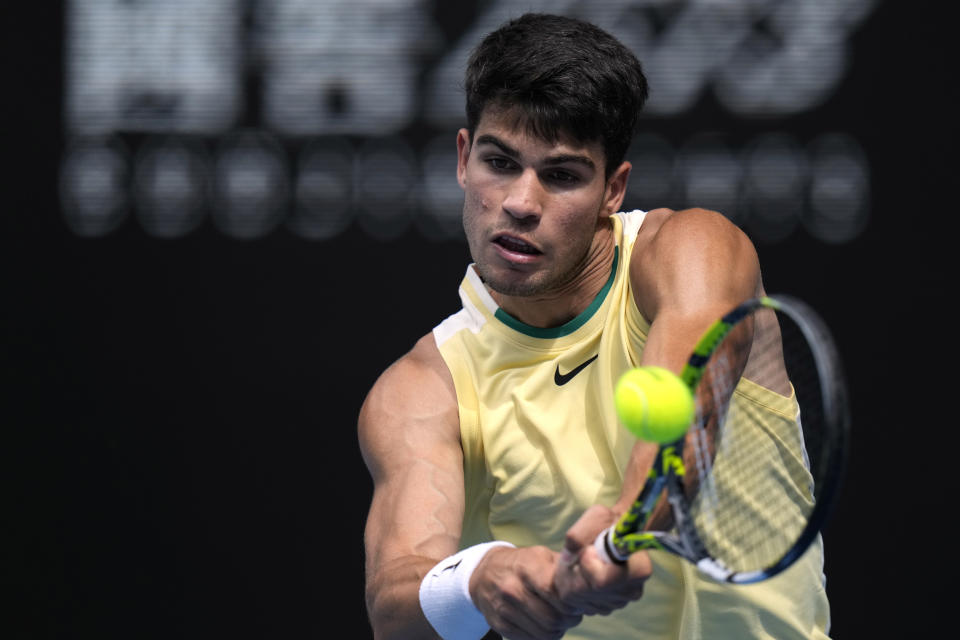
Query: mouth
493 234 542 256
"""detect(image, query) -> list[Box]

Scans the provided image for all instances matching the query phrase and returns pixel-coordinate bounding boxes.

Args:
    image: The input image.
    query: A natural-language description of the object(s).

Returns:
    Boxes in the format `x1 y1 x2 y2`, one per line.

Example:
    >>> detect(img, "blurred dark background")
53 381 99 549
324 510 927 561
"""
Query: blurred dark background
2 1 950 637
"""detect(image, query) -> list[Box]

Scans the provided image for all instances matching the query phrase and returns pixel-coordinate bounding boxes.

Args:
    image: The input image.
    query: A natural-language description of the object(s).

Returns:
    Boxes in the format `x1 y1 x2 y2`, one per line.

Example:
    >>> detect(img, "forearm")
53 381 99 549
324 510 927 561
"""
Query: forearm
612 438 674 532
359 336 468 639
611 308 735 530
612 438 657 516
366 556 441 640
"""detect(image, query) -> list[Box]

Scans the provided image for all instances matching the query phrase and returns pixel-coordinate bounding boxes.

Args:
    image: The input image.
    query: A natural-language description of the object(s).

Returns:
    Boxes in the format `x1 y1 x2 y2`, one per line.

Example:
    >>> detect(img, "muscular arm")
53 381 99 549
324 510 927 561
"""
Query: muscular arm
360 335 463 639
361 335 582 640
616 207 761 514
557 208 761 607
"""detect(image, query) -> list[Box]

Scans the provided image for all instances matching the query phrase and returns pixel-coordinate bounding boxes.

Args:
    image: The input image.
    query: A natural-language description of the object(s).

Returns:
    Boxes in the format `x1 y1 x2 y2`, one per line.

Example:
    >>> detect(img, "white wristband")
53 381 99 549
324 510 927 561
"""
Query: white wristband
418 541 515 640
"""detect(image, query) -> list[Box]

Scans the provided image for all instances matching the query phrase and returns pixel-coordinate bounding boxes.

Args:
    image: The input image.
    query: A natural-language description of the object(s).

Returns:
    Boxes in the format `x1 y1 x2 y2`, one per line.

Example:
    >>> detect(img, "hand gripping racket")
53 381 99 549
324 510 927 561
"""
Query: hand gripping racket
594 295 849 583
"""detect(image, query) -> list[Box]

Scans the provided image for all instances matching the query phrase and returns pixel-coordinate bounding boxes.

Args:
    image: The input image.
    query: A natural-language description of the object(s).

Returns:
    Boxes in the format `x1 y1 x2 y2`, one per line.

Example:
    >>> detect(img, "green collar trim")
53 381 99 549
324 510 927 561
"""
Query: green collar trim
494 246 619 339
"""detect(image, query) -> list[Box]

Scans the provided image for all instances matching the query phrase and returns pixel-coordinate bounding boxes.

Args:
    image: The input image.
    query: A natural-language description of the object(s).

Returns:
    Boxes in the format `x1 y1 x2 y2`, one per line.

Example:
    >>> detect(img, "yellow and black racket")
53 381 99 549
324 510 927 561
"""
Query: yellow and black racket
594 295 849 583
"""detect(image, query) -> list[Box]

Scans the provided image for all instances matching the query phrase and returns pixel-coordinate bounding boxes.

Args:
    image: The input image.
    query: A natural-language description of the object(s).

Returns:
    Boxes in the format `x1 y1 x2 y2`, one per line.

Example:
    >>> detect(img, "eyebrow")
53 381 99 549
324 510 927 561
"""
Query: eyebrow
474 134 597 171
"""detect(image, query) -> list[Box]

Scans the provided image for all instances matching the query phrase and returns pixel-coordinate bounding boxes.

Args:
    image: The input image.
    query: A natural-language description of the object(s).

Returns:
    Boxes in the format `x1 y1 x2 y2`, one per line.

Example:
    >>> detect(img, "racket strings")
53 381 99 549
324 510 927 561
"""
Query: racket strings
686 349 735 536
687 308 824 573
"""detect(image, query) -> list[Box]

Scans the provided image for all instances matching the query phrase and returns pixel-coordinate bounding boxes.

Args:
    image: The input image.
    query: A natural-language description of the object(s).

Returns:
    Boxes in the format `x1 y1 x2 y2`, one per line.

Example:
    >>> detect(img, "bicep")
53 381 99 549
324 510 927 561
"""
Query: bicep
359 339 465 605
632 208 761 372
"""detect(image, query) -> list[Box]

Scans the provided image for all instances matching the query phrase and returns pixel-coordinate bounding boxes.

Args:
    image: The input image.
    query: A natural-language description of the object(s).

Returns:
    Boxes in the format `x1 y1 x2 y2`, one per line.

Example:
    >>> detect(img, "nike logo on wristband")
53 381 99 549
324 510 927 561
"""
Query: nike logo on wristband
554 355 598 386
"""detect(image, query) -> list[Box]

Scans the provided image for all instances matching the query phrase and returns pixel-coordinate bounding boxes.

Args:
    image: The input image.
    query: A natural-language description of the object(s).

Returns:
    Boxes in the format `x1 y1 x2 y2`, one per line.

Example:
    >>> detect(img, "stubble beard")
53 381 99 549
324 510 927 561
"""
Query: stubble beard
471 231 594 299
463 188 606 299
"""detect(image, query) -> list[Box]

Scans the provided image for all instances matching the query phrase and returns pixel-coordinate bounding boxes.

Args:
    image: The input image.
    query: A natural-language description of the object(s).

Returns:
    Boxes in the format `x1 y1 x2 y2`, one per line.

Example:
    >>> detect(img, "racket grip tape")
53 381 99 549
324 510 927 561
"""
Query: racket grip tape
593 527 628 565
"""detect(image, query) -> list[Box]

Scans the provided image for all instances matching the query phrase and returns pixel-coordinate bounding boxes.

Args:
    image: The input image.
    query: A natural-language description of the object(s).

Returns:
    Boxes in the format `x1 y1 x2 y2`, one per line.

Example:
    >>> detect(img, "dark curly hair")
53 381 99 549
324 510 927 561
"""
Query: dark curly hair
464 13 649 178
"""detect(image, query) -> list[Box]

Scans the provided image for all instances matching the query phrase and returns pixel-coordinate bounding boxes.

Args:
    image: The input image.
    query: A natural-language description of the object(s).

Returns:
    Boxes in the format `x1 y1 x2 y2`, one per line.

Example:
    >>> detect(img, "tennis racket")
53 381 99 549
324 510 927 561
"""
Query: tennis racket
594 295 849 584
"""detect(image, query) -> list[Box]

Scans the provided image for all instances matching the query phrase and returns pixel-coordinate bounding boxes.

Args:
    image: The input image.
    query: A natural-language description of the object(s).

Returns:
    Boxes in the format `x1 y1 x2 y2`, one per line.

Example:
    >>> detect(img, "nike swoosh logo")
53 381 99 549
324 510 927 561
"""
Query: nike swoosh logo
554 355 599 386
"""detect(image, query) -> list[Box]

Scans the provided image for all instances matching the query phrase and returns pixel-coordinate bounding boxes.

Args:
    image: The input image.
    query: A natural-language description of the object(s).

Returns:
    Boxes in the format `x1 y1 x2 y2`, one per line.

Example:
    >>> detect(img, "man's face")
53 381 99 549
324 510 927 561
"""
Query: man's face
456 108 629 299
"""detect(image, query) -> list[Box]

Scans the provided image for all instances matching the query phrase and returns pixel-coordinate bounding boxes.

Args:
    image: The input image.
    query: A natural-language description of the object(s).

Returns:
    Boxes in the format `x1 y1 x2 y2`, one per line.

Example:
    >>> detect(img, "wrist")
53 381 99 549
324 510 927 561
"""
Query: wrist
419 541 515 640
611 497 632 519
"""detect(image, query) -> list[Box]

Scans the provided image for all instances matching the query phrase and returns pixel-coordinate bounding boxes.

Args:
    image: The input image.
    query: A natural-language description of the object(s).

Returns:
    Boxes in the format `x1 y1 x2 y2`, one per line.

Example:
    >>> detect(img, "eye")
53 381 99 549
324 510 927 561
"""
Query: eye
484 156 516 172
545 169 580 185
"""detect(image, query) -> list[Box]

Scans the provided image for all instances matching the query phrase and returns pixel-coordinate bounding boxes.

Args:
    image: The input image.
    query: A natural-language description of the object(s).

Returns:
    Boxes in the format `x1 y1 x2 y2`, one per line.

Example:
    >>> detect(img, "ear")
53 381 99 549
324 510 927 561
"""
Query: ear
456 128 471 189
601 161 631 216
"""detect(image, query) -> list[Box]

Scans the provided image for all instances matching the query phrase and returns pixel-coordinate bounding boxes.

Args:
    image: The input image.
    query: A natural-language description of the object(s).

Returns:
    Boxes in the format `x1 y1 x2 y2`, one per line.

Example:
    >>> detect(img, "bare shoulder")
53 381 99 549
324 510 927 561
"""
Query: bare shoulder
632 207 756 273
630 208 760 322
358 333 460 481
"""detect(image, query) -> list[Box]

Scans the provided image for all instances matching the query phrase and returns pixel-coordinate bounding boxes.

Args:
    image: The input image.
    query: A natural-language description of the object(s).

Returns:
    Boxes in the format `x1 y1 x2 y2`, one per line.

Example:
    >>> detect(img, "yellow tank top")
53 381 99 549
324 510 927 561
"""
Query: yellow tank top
432 211 831 639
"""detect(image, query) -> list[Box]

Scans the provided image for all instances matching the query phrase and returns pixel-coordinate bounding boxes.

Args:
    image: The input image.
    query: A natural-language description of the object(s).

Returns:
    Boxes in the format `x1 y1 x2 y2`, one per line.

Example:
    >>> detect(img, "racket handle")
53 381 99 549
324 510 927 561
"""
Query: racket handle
593 527 627 565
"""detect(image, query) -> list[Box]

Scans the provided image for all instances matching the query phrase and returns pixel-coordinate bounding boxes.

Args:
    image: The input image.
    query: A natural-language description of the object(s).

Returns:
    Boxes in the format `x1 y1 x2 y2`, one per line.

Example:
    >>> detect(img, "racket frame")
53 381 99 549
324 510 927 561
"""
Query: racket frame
596 295 849 584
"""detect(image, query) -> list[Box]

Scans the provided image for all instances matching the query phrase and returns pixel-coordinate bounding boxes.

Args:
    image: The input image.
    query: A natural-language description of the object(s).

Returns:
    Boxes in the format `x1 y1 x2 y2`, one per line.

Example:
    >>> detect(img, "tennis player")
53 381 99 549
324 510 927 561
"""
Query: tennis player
360 13 831 640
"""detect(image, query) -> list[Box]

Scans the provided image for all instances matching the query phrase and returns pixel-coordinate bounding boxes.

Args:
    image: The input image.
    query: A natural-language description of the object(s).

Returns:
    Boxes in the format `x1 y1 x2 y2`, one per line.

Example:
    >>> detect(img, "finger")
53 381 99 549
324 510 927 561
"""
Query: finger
626 548 653 582
554 557 593 607
495 616 572 640
555 556 620 616
578 543 651 583
563 505 616 559
493 591 583 640
573 543 623 587
526 567 586 617
569 547 649 613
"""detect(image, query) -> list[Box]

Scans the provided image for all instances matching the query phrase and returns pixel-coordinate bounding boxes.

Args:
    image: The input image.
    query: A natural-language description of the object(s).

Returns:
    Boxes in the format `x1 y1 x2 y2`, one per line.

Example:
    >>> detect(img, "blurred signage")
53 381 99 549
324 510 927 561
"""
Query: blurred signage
61 0 875 243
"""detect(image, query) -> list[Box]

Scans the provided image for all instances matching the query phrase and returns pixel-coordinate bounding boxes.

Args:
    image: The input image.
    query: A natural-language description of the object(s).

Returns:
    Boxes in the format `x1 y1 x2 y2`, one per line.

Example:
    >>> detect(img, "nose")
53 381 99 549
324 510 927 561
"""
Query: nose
501 168 542 221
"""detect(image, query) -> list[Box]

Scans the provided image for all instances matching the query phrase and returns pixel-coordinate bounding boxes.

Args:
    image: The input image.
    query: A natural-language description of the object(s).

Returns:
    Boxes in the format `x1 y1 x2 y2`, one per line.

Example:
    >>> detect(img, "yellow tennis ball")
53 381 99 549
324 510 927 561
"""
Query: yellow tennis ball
614 366 695 444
